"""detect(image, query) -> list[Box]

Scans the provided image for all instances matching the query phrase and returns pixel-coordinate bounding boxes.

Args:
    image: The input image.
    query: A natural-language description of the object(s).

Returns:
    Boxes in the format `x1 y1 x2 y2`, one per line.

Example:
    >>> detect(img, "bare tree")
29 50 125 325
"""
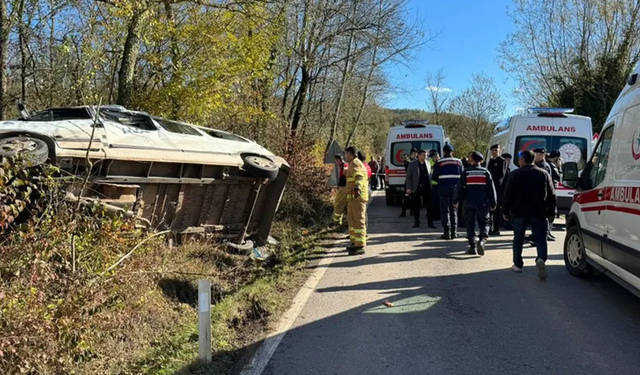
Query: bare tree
449 73 505 151
424 68 451 125
499 0 640 131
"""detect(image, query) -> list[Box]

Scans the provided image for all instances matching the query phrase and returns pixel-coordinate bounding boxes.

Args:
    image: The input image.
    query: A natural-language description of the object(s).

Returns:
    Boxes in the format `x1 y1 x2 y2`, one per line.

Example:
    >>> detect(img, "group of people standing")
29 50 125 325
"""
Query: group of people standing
400 143 560 279
332 142 562 279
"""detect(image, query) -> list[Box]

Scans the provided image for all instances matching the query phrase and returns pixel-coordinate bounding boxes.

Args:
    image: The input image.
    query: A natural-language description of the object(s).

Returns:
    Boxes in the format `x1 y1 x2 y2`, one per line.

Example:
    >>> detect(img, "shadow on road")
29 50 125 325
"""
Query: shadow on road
175 263 640 375
173 194 640 375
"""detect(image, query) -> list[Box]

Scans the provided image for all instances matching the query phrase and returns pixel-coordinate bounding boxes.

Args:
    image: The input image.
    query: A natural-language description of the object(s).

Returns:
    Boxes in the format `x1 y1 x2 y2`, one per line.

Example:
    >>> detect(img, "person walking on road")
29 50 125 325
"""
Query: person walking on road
453 151 497 256
500 152 513 230
406 150 436 229
457 155 471 229
428 150 441 221
332 155 349 228
345 147 369 255
533 147 552 176
432 144 464 240
400 148 418 217
487 144 507 236
546 150 562 237
533 147 556 242
369 157 380 190
502 150 556 279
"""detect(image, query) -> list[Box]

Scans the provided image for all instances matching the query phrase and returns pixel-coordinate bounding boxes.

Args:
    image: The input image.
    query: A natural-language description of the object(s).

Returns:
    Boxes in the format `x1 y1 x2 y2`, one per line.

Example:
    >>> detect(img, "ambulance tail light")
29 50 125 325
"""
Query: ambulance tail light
385 166 390 184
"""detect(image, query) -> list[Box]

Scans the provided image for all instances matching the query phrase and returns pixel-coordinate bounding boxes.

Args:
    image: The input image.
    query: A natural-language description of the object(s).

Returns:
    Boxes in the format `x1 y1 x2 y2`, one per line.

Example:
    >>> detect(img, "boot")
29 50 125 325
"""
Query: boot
467 243 476 255
428 222 436 229
440 229 450 240
450 231 458 239
348 246 365 255
334 224 347 233
477 239 486 256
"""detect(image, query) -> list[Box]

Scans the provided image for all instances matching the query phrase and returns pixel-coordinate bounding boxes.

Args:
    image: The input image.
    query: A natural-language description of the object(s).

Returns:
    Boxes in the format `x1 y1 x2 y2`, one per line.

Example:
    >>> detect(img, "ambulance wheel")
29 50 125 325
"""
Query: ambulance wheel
385 191 394 206
564 225 589 277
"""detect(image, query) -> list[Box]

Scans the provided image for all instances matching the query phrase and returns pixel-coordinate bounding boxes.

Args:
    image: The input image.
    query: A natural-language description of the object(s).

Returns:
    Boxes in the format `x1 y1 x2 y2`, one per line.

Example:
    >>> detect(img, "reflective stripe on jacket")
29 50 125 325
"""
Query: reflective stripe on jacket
453 166 497 207
346 158 369 200
432 156 464 195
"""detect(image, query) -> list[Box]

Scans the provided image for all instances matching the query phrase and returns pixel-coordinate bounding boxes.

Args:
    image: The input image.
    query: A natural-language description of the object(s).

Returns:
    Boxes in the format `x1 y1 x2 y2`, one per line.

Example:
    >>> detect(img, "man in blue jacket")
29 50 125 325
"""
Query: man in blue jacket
454 151 497 255
432 144 464 240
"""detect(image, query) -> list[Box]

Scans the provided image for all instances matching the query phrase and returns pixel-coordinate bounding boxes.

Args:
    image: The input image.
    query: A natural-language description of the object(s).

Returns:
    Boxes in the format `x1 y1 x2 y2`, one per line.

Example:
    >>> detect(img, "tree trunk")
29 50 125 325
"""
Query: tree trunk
117 8 147 107
345 0 382 148
48 0 55 107
290 65 310 138
165 0 180 118
18 0 27 102
327 1 357 152
0 0 7 120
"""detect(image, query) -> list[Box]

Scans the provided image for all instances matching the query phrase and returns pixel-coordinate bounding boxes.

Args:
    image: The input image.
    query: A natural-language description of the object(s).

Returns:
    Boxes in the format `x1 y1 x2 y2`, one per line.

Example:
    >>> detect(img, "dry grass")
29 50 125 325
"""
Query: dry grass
0 155 334 374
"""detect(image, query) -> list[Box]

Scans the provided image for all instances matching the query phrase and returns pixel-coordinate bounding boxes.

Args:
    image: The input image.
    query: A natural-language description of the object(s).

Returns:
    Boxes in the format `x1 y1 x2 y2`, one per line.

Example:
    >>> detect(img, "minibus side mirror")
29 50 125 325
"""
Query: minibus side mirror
562 162 580 189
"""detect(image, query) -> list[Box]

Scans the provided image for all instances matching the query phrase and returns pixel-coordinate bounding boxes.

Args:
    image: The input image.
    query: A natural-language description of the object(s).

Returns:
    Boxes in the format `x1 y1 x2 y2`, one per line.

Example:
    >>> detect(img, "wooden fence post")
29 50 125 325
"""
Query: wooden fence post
198 279 212 363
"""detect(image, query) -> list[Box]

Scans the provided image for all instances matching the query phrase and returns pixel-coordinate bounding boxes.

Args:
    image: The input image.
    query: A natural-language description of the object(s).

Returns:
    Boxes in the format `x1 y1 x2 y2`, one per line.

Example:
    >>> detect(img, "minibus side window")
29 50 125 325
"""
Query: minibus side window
587 126 614 189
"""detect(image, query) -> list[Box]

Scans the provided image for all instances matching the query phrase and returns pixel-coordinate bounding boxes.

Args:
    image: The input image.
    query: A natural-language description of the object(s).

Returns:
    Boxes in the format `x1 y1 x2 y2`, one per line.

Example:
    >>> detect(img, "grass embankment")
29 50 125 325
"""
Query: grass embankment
0 156 336 374
1 216 334 375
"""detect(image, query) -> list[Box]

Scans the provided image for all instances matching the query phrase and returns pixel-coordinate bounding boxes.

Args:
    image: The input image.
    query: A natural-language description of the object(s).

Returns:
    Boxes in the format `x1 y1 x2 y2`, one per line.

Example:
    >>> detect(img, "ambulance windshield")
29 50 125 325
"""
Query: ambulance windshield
391 141 441 167
515 136 587 169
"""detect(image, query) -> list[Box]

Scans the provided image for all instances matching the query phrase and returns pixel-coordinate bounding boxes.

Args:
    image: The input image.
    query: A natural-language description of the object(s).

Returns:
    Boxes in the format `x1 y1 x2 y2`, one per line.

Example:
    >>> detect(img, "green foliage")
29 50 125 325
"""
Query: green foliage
500 0 640 132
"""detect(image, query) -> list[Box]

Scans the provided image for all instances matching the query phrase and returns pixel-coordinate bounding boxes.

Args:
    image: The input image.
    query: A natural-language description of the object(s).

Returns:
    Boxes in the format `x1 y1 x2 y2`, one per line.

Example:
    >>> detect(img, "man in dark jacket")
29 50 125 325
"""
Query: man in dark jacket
487 144 507 236
457 156 472 229
533 147 557 242
432 144 464 239
546 150 562 238
533 147 552 176
406 150 435 228
454 151 497 256
428 150 441 221
400 148 418 217
500 153 513 230
503 150 556 280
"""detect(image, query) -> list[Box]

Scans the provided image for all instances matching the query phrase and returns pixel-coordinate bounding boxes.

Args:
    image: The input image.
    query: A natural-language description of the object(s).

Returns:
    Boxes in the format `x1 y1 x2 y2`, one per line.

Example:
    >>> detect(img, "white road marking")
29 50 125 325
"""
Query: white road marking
239 249 336 375
239 190 381 375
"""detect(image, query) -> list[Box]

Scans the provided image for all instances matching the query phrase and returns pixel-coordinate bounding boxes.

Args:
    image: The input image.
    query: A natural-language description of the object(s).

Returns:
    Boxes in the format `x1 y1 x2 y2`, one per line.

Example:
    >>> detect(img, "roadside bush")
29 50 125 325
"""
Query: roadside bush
0 158 150 374
277 140 332 227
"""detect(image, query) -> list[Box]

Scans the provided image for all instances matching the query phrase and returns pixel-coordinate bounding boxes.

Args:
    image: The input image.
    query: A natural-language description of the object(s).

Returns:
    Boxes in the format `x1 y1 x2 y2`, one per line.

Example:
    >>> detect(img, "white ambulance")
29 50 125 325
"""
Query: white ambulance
562 68 640 297
488 108 593 213
384 120 447 205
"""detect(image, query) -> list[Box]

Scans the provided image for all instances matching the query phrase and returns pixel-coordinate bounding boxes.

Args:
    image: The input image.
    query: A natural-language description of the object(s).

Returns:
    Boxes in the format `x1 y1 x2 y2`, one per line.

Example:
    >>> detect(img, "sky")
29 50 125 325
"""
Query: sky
384 0 521 114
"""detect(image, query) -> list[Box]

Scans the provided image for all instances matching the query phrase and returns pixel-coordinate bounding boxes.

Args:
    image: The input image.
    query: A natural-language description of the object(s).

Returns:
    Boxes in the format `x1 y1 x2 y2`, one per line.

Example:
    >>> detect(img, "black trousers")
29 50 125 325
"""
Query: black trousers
412 186 433 225
431 185 441 221
440 194 458 230
465 201 490 244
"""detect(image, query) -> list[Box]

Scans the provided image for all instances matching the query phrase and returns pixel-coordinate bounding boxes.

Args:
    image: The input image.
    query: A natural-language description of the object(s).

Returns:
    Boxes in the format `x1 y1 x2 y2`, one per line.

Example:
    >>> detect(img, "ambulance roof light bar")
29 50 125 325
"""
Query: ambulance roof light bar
528 107 574 118
528 107 574 114
402 119 429 128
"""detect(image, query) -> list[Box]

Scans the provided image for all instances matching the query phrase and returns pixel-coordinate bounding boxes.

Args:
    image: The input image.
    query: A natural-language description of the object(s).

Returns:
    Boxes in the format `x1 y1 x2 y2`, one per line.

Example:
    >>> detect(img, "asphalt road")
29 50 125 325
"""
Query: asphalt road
263 191 640 375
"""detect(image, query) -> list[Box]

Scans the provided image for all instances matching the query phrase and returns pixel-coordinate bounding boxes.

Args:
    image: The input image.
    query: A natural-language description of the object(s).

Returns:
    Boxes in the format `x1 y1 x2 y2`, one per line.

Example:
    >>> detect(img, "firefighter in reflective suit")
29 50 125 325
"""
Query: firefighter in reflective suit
453 151 497 256
344 146 368 255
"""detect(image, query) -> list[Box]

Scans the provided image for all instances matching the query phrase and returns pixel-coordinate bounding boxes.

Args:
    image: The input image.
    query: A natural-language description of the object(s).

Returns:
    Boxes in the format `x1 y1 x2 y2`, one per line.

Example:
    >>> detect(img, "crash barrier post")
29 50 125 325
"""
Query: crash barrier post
198 279 212 363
